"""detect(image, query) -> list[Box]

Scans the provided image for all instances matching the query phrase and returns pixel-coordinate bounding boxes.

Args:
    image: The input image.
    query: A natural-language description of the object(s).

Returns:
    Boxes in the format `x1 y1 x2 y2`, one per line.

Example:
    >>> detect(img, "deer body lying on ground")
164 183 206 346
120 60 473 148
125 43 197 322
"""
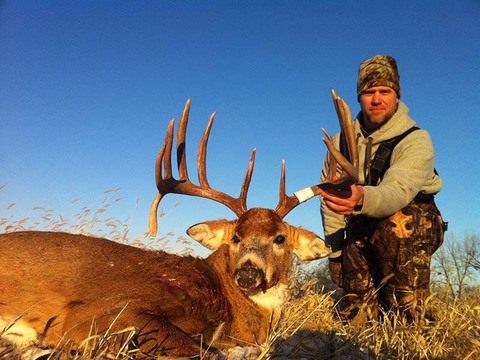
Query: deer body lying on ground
0 213 327 357
0 92 357 357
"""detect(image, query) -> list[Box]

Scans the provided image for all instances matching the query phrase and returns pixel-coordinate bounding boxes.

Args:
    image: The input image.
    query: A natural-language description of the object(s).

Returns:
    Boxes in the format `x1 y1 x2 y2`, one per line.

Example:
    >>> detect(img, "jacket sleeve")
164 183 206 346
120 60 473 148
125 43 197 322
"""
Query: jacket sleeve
356 129 441 218
319 133 346 257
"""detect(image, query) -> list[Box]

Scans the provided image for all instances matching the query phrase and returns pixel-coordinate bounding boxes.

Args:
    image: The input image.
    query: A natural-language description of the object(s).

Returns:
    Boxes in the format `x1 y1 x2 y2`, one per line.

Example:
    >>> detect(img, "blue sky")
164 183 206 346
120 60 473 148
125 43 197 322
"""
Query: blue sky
1 1 479 252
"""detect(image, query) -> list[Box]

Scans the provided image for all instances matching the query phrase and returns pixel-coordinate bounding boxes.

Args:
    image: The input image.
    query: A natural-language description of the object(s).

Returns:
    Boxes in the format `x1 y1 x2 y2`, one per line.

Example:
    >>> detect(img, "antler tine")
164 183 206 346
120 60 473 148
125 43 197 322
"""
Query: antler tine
275 160 298 218
149 140 168 236
279 160 287 201
150 118 175 236
238 149 255 213
158 119 175 186
149 99 253 236
321 127 357 183
321 127 339 181
331 89 358 170
197 112 215 188
149 193 162 236
275 160 324 218
177 99 191 181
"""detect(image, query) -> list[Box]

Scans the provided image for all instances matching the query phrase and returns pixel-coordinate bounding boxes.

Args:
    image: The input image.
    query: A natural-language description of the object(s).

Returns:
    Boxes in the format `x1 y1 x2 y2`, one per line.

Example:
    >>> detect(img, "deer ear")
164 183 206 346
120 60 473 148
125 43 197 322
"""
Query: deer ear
187 219 236 250
291 227 331 261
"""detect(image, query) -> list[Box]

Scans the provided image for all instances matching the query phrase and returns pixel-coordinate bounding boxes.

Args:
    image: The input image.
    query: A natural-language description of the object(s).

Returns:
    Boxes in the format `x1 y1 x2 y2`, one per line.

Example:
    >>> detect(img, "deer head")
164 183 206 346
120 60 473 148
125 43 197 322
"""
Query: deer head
147 100 329 300
148 93 357 299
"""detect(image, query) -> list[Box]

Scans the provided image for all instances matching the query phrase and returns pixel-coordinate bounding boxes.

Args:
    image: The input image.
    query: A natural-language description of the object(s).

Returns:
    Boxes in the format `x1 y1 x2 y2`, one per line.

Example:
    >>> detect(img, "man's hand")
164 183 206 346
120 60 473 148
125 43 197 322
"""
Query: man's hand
319 184 364 215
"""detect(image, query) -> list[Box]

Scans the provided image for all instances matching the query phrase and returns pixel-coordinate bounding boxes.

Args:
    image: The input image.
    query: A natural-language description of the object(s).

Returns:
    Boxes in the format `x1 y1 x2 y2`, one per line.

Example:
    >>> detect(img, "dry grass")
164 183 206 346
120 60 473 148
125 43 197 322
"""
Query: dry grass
271 285 480 360
2 291 479 359
1 187 479 359
0 185 196 256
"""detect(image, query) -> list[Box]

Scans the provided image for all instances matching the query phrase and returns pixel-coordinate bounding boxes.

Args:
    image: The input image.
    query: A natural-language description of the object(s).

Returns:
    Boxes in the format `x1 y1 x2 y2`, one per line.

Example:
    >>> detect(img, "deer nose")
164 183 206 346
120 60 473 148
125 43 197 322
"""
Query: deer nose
234 261 265 293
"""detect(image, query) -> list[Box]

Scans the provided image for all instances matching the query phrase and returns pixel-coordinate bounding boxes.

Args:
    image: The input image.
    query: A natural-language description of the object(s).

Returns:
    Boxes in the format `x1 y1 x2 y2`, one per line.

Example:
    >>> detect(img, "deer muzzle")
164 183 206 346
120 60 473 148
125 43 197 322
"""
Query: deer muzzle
234 260 266 294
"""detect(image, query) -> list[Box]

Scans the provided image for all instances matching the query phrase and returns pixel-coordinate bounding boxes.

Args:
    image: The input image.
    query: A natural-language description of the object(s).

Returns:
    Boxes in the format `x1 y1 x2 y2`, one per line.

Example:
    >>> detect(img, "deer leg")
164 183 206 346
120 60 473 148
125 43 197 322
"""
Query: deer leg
133 317 219 358
62 307 217 358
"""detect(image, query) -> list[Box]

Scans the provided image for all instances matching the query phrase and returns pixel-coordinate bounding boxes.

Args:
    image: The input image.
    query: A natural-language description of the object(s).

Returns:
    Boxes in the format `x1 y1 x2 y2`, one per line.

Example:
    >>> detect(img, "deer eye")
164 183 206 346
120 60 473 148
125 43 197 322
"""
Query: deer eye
232 235 240 244
274 235 285 244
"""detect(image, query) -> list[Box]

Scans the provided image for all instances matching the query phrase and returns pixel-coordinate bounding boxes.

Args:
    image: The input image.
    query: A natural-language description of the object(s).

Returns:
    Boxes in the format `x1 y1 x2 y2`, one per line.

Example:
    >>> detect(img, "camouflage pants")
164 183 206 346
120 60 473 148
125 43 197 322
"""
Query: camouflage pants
332 195 446 321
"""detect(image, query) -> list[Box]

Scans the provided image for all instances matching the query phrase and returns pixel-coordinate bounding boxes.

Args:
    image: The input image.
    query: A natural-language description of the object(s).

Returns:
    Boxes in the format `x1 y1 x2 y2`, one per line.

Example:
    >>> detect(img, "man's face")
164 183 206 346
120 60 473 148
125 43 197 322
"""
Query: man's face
359 86 398 131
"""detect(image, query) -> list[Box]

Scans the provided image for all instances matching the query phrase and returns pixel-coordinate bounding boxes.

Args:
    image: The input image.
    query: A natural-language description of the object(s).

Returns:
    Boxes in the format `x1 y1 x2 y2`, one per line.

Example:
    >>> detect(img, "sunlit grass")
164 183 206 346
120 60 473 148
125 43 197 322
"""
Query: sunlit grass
1 185 479 359
263 280 480 360
0 184 196 256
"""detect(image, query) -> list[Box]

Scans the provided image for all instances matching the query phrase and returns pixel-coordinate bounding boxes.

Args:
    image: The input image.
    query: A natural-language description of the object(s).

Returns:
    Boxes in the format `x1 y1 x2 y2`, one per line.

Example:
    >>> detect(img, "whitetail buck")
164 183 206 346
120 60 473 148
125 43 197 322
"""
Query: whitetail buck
0 90 357 358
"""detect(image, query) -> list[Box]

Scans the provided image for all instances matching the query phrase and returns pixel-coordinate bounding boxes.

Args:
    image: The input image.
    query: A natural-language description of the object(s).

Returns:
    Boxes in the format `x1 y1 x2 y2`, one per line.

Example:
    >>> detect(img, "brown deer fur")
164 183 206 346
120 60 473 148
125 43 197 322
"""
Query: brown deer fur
0 208 330 357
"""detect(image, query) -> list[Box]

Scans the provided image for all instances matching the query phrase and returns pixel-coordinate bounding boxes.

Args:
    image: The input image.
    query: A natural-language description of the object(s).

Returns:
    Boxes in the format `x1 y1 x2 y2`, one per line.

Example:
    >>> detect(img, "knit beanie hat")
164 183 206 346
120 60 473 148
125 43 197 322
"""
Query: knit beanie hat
357 55 401 99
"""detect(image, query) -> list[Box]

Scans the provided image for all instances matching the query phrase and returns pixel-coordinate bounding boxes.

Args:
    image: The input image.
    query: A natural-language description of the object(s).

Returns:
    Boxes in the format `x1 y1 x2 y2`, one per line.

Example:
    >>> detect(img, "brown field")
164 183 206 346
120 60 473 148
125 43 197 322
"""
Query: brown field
1 190 479 359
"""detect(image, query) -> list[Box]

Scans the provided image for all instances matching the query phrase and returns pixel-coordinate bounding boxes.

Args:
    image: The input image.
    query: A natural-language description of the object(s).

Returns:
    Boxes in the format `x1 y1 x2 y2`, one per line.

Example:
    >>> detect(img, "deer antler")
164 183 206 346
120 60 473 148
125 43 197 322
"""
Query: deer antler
150 92 359 231
321 88 359 186
275 89 359 217
149 99 255 236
